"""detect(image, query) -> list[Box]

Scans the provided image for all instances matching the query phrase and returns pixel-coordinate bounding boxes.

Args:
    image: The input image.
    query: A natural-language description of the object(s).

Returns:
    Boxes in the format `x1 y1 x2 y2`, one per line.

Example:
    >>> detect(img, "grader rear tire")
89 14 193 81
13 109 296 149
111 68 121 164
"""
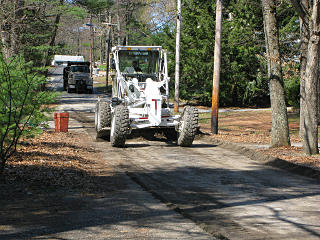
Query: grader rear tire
177 106 198 147
110 105 129 147
95 100 111 132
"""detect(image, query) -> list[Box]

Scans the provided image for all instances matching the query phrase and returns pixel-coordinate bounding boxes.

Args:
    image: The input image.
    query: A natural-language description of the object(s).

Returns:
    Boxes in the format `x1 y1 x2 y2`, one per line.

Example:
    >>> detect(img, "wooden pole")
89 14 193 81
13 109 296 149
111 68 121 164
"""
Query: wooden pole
117 0 120 45
211 0 223 134
89 15 93 77
106 14 111 92
93 26 96 68
174 0 181 113
77 27 80 56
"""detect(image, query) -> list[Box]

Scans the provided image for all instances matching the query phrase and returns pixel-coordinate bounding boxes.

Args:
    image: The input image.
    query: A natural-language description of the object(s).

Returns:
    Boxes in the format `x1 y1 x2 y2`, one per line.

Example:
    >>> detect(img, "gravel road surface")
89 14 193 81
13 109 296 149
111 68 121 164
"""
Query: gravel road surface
37 68 213 240
44 69 320 240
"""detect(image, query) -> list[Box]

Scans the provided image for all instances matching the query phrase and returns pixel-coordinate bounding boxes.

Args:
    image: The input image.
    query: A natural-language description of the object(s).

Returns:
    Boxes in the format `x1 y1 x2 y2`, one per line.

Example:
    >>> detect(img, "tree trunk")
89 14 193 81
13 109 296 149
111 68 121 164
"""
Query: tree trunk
299 0 309 138
0 0 13 58
0 158 4 176
0 159 5 181
10 0 24 56
0 25 11 59
261 0 290 147
299 21 308 138
302 1 320 155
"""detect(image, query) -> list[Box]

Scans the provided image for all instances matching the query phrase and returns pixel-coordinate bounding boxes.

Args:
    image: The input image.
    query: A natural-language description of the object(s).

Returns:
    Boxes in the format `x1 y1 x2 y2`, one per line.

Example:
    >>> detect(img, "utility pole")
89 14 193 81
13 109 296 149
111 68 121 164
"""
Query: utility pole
106 25 111 92
117 0 121 45
77 27 80 56
174 0 181 113
93 25 96 68
211 0 223 134
89 15 93 76
102 15 117 93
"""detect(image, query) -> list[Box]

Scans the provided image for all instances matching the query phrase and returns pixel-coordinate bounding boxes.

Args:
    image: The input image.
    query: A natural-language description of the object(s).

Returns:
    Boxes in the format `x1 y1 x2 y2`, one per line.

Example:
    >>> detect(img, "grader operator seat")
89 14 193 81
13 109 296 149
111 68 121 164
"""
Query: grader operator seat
117 47 161 83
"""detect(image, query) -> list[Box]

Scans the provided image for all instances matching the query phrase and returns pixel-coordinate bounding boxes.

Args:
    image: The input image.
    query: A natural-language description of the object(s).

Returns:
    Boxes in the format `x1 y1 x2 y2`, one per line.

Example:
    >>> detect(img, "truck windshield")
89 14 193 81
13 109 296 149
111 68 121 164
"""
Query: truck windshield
118 50 159 75
71 66 89 73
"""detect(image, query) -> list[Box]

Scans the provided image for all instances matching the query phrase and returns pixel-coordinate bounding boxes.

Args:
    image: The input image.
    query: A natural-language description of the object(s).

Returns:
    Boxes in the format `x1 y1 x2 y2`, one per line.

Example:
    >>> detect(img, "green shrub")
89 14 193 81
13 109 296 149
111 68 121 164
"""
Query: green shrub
0 54 56 175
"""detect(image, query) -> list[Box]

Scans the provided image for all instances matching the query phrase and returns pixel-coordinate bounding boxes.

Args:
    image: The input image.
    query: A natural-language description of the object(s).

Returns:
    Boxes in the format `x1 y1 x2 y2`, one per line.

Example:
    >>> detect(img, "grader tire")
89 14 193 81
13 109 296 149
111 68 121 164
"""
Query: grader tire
110 105 129 147
95 101 111 132
177 106 198 147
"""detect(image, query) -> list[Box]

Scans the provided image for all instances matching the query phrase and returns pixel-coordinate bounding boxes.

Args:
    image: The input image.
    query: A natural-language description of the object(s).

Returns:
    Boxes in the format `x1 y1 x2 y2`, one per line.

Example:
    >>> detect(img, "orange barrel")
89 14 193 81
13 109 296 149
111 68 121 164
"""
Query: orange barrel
54 112 69 132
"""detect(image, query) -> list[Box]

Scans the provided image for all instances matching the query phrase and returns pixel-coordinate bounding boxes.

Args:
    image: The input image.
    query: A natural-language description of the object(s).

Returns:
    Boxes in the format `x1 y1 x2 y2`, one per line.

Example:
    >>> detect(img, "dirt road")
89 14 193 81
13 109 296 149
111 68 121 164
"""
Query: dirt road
23 70 320 239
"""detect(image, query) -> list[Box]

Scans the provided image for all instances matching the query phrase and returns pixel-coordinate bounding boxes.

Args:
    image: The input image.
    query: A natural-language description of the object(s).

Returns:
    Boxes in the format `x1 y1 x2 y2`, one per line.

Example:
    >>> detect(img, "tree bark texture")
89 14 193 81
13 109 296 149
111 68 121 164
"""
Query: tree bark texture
261 0 290 147
0 25 11 59
0 0 14 58
299 20 309 138
302 1 320 155
298 0 309 138
10 0 24 56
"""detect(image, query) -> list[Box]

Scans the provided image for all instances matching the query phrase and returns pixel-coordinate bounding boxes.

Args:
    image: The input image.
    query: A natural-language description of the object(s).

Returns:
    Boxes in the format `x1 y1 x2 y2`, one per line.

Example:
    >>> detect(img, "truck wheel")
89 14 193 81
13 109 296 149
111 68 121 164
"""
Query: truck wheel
163 128 178 141
110 105 129 147
177 106 198 147
95 100 111 132
63 80 67 91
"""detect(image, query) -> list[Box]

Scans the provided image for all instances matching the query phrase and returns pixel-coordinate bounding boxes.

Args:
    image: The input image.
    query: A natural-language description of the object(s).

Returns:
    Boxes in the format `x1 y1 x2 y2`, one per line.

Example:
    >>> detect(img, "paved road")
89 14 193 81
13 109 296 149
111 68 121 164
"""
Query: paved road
47 69 320 240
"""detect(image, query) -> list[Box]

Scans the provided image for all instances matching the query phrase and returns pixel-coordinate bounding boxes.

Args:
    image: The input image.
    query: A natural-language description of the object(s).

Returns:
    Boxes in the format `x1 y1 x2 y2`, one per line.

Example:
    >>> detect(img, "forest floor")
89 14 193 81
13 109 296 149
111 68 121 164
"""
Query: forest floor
199 109 320 171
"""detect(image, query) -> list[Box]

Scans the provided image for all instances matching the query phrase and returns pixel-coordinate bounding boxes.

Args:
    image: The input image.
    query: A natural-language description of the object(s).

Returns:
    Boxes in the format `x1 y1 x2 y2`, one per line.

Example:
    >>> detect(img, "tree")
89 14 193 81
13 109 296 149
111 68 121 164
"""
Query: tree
261 0 290 147
159 0 265 106
290 0 320 155
0 55 55 176
0 0 88 67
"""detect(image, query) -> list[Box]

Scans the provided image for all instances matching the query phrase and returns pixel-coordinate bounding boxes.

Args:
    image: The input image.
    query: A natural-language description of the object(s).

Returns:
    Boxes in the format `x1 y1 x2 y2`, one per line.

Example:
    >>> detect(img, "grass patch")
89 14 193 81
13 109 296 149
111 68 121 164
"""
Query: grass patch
288 112 299 124
199 113 211 124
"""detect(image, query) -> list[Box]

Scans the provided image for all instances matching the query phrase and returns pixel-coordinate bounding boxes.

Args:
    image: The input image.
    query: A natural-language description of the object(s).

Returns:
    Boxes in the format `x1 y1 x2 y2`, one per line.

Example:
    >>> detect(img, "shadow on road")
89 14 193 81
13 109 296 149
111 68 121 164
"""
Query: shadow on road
1 150 319 240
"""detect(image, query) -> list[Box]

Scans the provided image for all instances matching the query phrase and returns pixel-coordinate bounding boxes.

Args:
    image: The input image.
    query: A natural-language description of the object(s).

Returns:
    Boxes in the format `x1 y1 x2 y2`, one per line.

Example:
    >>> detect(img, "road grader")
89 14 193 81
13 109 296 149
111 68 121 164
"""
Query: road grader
95 46 198 147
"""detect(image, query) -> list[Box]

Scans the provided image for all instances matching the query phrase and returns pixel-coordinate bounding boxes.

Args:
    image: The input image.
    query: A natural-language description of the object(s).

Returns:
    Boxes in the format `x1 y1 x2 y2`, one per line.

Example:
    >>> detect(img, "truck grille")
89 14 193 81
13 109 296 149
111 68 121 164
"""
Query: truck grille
76 80 85 85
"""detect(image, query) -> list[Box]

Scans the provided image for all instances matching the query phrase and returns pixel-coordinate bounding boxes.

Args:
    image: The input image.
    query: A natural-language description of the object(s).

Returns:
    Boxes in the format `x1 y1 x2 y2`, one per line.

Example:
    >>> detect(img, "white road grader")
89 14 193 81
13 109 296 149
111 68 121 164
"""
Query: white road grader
95 46 198 147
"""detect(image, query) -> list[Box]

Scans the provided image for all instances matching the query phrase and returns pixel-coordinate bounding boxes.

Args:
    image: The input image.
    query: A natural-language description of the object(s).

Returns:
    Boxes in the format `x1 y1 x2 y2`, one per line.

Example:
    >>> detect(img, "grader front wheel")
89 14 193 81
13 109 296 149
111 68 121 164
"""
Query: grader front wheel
110 105 129 147
95 100 111 132
177 106 198 147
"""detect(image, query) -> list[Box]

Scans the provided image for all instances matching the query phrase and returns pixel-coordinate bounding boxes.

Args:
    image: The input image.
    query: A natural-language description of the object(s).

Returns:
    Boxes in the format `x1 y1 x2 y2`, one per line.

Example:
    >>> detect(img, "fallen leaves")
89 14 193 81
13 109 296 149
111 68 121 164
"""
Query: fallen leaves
199 110 320 171
4 131 113 192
